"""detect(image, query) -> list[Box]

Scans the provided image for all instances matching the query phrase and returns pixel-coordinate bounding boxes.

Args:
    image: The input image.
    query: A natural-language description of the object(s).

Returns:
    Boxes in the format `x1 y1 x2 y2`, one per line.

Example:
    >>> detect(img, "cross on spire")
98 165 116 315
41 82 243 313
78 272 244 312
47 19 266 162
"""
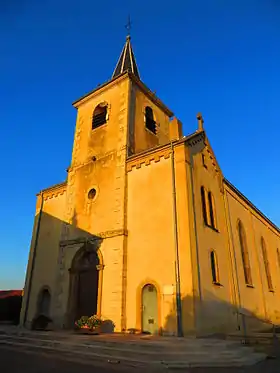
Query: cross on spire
125 15 132 37
196 112 204 131
112 19 140 80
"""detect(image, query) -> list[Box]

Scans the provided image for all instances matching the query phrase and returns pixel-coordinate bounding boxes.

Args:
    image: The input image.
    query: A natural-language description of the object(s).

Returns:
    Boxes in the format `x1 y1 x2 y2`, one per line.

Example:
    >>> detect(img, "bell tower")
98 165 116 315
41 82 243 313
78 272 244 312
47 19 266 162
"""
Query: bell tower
59 34 174 331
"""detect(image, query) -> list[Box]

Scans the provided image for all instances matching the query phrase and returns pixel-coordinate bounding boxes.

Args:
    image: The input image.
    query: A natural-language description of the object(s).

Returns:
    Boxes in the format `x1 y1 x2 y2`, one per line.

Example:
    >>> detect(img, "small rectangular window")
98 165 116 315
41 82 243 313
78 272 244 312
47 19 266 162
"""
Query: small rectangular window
202 154 207 168
201 186 208 225
210 250 219 284
238 221 253 286
261 237 273 291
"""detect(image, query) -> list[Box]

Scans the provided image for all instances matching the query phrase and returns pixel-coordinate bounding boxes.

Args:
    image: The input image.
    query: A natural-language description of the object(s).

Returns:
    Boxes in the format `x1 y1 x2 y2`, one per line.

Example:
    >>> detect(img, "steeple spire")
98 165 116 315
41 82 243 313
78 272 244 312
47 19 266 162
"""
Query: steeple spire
112 35 140 80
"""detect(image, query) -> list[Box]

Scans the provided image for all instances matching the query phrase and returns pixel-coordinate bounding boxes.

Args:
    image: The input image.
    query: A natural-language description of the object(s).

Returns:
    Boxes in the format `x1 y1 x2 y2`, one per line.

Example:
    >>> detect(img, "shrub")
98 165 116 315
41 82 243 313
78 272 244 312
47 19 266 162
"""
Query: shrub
75 315 102 330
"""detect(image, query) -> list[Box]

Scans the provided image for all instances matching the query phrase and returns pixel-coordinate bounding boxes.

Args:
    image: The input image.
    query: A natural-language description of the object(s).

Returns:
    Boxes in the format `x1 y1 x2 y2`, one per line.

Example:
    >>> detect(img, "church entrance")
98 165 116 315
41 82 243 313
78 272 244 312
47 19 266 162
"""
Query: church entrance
68 245 102 326
76 256 98 319
142 284 158 334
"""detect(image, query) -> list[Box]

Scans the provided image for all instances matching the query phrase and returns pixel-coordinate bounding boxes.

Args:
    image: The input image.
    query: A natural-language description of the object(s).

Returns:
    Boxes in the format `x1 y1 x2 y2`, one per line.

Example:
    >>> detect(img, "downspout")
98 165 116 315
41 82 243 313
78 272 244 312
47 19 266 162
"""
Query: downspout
250 212 267 321
223 191 246 335
23 192 44 326
222 188 240 330
170 141 183 337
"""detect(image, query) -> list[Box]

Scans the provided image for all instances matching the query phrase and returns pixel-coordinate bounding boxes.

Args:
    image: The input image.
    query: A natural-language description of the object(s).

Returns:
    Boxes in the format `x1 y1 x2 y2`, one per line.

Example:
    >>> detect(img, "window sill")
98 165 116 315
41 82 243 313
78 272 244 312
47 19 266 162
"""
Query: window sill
145 127 157 136
246 284 254 289
205 224 219 233
92 122 108 131
213 282 223 287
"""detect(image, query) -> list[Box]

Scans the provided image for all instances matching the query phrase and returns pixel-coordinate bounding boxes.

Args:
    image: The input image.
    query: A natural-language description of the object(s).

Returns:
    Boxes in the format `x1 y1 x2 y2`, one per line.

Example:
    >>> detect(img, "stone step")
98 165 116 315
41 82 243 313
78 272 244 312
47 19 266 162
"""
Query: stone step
0 333 266 367
0 329 245 349
228 332 280 344
0 333 252 354
0 339 266 368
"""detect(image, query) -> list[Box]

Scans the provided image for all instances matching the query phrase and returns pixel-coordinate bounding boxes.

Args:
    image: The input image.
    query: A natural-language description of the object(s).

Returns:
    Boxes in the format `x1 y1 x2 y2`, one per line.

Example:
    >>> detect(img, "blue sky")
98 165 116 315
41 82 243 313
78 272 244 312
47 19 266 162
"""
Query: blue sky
0 0 279 289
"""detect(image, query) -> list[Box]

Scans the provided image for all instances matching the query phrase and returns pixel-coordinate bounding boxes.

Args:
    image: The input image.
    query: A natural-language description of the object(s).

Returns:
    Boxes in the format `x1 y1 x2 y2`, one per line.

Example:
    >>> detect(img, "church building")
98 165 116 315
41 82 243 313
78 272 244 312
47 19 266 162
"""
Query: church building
20 35 280 336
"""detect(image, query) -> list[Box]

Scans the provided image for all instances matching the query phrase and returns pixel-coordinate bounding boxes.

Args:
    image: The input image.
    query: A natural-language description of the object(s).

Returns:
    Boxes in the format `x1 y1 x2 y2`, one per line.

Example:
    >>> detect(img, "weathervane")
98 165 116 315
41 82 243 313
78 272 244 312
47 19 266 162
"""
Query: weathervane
125 15 132 37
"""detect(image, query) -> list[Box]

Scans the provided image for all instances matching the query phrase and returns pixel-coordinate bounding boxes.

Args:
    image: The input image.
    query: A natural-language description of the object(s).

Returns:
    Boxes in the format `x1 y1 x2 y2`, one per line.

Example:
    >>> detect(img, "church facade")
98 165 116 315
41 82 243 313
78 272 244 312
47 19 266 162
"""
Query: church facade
20 36 280 336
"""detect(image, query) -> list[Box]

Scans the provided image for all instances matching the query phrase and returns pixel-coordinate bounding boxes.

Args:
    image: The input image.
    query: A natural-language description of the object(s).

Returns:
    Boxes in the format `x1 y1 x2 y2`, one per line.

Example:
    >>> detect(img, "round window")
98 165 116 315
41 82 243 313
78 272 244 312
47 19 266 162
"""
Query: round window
88 188 97 200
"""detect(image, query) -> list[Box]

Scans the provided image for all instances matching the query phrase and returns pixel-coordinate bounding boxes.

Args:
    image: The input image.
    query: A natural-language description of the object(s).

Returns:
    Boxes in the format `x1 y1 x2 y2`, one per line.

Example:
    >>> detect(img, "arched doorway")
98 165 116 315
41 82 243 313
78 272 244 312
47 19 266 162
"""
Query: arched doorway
142 284 158 334
68 245 102 325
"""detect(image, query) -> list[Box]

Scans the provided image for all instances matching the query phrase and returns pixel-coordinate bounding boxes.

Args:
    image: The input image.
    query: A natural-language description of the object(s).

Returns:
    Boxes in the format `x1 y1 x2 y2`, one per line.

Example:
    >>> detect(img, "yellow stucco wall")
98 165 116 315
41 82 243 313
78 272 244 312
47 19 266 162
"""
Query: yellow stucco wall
52 75 131 330
190 145 236 334
21 185 67 327
127 152 176 334
72 76 129 166
192 142 280 334
132 83 171 154
225 185 280 330
126 142 195 335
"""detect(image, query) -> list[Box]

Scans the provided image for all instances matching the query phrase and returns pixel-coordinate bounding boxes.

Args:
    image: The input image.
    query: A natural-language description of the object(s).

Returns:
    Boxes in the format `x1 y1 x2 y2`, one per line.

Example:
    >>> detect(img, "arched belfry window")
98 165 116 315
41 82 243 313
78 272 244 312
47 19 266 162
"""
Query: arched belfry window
210 250 219 284
145 106 156 134
261 237 273 291
92 103 108 129
201 186 208 225
208 191 217 230
237 220 252 286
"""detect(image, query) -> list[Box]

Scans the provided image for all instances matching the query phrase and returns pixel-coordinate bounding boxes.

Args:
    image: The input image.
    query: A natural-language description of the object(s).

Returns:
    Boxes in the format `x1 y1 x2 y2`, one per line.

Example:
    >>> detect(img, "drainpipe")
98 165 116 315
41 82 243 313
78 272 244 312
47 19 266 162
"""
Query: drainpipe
23 192 44 326
170 141 183 337
222 189 240 329
223 191 247 339
223 188 243 328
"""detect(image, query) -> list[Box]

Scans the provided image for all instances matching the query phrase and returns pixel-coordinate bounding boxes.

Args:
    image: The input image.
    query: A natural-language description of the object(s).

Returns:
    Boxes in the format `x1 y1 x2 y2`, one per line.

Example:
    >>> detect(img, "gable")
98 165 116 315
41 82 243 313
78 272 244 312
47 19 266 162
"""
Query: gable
195 136 224 193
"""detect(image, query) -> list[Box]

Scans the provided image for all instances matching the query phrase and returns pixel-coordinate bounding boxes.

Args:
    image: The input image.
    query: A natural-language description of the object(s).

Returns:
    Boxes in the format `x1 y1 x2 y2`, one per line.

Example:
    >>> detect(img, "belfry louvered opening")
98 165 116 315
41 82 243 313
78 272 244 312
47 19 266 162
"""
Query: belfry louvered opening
92 104 107 129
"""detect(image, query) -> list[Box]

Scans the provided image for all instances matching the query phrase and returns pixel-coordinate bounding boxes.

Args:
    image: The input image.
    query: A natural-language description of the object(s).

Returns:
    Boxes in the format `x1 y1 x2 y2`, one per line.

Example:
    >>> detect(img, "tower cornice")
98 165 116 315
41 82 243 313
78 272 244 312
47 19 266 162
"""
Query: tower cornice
72 71 174 117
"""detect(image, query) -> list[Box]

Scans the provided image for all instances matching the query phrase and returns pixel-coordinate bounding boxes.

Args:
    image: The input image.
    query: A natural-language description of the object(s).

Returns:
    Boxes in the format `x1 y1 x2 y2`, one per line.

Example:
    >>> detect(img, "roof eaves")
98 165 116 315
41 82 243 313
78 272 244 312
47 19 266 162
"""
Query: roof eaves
37 181 67 196
224 178 280 235
129 73 174 117
126 131 203 162
72 72 128 108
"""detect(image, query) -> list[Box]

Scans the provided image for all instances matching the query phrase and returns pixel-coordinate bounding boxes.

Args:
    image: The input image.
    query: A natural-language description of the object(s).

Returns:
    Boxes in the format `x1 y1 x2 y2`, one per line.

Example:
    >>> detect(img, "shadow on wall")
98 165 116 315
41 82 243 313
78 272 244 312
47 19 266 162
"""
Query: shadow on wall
163 290 280 337
25 209 116 333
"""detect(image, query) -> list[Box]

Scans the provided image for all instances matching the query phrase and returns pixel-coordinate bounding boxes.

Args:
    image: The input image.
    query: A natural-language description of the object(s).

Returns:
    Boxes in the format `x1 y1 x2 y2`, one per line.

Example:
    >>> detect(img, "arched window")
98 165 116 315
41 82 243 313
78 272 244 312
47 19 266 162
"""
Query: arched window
145 106 156 134
261 237 273 291
210 250 219 284
208 191 217 229
92 103 108 129
201 186 208 225
237 221 252 286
